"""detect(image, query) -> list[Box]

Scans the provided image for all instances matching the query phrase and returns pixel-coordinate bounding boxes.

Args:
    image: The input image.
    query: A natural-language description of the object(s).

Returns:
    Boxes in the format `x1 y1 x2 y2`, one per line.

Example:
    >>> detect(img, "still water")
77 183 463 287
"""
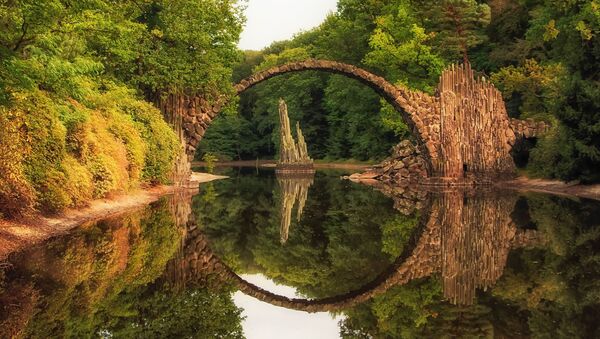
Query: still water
1 167 600 338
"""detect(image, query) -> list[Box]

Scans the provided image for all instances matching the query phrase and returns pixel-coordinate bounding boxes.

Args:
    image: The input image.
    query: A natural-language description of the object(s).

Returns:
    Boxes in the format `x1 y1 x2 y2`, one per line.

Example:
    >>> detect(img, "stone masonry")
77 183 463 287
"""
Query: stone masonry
158 59 550 186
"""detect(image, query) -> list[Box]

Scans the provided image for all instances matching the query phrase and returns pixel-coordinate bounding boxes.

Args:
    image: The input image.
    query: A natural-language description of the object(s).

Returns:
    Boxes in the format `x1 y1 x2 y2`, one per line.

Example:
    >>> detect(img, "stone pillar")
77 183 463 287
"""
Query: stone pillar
156 94 192 186
437 63 517 183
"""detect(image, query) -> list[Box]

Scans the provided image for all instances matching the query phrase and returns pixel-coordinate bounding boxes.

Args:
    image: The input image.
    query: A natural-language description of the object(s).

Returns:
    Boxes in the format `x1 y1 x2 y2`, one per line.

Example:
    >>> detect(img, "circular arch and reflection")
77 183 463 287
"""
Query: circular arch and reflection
167 188 546 311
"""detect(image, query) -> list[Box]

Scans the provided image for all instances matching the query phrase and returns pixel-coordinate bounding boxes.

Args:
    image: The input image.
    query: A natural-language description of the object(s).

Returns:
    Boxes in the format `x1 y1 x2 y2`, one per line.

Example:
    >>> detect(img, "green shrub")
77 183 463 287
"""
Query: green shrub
88 154 119 199
116 91 179 184
61 156 93 207
203 153 219 174
529 125 580 182
0 88 174 215
36 168 72 214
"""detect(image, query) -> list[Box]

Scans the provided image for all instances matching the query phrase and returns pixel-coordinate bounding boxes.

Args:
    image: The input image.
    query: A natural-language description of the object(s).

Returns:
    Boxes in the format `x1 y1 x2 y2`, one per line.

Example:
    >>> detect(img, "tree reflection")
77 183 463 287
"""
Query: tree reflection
2 169 599 338
0 193 244 338
340 191 600 338
182 173 600 337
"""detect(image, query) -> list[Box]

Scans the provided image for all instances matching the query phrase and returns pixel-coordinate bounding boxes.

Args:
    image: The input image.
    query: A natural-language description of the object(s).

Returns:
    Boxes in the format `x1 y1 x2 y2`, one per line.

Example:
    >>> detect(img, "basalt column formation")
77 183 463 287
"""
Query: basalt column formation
278 176 314 244
435 63 518 185
276 99 315 174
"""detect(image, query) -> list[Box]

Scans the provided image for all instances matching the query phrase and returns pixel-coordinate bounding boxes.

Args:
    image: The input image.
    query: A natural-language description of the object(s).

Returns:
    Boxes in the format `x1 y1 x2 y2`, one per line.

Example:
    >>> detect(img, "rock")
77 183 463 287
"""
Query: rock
350 139 428 184
394 162 406 170
359 172 380 179
399 169 410 177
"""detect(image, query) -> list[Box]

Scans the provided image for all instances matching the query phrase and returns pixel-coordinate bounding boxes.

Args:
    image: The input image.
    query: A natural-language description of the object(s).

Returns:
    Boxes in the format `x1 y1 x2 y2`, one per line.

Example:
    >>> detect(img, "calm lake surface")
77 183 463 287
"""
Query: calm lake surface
2 167 600 338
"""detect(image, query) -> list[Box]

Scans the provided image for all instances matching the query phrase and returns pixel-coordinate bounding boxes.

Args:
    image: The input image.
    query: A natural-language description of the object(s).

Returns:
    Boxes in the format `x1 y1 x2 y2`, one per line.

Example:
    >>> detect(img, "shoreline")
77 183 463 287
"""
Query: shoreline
500 177 600 201
192 160 371 171
2 171 598 262
0 172 227 261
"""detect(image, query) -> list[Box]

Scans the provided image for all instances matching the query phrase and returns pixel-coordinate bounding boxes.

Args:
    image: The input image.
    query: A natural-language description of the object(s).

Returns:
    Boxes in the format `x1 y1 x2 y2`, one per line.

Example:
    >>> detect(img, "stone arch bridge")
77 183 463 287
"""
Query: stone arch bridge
165 189 545 310
159 60 547 185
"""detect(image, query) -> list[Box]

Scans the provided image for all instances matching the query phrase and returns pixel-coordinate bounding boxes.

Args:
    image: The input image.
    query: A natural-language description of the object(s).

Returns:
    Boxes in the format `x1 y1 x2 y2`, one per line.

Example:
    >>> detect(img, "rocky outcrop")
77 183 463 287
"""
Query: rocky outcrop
276 99 314 173
347 140 428 185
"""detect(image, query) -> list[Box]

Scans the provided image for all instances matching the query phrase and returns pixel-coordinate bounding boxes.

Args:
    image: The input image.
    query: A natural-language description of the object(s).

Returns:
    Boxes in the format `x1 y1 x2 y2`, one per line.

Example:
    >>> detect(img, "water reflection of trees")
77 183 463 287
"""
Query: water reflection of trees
2 171 599 338
191 185 544 308
0 193 244 338
190 172 600 337
341 192 600 338
196 170 411 297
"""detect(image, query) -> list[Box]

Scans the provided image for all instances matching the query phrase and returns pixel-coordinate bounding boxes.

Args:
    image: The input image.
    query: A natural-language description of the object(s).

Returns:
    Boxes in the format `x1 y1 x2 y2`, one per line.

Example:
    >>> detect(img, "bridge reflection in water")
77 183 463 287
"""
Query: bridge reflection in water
165 182 545 311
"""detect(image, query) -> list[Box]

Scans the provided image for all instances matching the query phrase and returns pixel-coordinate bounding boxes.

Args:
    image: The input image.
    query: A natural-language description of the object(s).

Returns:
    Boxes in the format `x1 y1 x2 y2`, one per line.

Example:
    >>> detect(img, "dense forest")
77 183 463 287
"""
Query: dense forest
0 0 244 217
199 0 600 184
1 0 599 216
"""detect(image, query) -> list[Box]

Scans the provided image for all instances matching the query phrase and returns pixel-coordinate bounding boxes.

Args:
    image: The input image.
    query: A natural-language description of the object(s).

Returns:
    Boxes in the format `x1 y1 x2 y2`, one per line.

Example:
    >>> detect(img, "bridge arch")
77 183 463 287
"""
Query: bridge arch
165 59 547 183
177 59 439 173
233 60 437 162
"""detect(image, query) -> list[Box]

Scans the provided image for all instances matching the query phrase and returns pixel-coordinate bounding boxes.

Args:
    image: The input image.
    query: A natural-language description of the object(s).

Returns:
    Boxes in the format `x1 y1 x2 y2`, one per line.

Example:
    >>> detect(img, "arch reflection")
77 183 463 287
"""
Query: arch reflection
166 185 545 311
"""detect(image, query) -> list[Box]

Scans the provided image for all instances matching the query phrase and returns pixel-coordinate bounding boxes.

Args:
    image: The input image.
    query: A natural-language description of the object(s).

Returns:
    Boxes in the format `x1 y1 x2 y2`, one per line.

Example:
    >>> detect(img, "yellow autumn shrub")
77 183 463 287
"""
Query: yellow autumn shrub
0 84 178 217
0 107 35 217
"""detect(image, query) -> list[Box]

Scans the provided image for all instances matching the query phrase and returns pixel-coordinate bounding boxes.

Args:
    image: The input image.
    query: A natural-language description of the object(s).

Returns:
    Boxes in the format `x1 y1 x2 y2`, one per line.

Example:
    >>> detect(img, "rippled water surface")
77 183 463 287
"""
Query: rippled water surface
2 167 600 338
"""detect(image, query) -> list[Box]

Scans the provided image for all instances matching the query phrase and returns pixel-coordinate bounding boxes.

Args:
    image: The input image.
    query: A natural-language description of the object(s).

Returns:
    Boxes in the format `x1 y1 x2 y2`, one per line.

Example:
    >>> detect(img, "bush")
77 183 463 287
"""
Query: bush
203 153 219 174
119 96 180 184
528 125 583 182
0 86 179 217
0 108 35 217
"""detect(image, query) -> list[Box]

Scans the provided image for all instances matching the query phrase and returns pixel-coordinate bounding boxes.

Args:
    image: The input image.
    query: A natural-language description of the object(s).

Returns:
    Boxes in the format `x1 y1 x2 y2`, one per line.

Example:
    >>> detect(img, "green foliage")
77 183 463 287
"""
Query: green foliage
104 287 245 338
485 0 600 183
380 212 419 259
0 106 35 217
0 198 245 338
425 0 491 63
203 153 219 174
491 59 566 119
0 0 247 215
2 86 178 214
363 2 447 92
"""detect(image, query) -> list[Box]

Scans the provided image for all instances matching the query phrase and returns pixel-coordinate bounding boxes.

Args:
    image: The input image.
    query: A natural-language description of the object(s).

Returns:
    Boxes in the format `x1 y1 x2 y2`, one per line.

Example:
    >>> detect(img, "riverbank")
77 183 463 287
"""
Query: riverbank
346 173 600 201
192 160 371 171
0 172 227 261
500 177 600 201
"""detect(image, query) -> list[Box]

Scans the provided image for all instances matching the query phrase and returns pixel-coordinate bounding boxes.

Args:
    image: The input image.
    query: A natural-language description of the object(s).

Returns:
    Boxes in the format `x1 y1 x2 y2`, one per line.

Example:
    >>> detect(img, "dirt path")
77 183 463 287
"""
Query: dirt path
500 177 600 201
0 173 227 261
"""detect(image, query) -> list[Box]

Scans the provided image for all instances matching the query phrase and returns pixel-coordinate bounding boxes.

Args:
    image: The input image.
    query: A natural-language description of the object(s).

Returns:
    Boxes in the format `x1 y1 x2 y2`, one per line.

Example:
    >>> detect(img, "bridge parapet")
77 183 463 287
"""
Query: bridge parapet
510 118 551 138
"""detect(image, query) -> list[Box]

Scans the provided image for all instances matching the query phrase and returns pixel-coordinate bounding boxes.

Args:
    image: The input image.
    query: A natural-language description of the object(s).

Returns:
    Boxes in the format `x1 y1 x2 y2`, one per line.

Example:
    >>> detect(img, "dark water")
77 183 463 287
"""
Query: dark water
1 167 600 338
